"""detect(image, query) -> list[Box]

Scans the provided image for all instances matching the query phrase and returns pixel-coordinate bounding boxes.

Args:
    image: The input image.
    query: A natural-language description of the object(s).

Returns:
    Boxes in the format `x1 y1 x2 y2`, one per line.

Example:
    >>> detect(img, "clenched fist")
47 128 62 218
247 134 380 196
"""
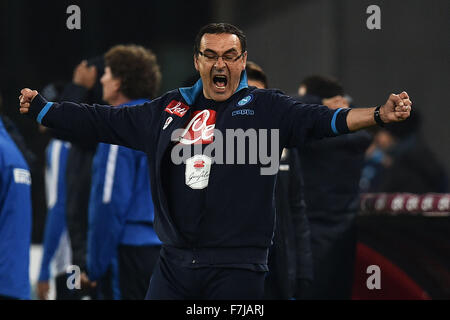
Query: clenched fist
19 88 39 114
379 91 412 123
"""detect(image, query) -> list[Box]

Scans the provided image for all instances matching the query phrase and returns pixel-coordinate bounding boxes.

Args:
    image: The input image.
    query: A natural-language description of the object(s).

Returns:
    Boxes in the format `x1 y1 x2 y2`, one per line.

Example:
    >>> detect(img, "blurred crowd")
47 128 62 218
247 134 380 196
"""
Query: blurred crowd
0 45 448 300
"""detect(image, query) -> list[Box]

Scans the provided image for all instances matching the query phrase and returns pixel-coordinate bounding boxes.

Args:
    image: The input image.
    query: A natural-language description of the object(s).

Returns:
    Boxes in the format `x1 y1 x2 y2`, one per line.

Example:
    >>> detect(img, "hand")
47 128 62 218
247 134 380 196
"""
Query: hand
73 60 97 89
37 281 50 300
19 88 39 114
379 91 412 123
322 95 350 110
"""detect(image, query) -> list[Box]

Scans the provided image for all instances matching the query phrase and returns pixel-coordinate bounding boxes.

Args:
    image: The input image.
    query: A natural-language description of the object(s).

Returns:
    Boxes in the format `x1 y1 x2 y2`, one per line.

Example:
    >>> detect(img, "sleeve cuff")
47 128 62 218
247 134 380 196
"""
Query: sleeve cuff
29 94 53 124
331 108 351 135
38 269 50 282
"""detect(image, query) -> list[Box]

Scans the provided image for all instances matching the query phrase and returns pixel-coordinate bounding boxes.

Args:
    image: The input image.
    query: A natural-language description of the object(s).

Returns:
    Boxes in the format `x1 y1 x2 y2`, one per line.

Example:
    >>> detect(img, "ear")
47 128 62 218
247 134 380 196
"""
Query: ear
241 52 248 71
194 54 199 71
113 78 122 94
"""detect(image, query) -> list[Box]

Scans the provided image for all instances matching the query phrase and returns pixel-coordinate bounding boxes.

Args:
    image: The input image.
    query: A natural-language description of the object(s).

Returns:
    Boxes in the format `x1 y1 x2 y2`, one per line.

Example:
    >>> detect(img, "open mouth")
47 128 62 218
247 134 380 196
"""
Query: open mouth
213 75 228 90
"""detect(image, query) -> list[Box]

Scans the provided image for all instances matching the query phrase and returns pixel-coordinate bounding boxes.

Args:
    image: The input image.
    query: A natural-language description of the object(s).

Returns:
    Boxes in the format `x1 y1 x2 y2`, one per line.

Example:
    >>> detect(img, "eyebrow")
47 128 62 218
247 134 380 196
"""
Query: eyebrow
203 48 239 55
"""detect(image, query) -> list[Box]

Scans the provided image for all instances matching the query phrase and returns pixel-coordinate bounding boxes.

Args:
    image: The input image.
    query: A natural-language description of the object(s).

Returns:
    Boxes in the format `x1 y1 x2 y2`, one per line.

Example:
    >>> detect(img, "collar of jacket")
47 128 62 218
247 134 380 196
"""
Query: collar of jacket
178 70 249 106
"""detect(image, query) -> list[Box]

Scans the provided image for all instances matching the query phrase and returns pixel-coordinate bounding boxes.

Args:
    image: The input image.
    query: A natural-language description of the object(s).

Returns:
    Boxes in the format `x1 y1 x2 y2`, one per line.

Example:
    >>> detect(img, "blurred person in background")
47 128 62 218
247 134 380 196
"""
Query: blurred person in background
38 58 104 298
86 45 162 300
36 135 72 300
361 110 448 194
297 75 372 299
37 82 96 300
0 93 36 170
0 95 32 299
246 61 313 299
245 61 268 89
59 57 104 297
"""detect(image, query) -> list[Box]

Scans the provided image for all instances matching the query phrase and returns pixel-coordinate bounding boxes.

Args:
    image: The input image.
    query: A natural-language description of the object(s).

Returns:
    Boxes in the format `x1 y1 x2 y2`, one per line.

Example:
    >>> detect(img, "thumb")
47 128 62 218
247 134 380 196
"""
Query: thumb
389 93 402 106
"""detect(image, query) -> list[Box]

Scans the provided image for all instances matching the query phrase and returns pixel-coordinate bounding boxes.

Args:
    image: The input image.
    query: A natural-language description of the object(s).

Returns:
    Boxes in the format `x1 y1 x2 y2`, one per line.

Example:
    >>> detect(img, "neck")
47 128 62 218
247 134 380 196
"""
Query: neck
108 94 130 107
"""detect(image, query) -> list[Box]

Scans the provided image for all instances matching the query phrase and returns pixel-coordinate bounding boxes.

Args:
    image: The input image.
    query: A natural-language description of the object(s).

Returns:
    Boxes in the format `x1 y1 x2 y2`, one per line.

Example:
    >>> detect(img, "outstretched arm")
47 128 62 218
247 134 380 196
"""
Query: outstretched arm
347 91 412 131
19 88 156 152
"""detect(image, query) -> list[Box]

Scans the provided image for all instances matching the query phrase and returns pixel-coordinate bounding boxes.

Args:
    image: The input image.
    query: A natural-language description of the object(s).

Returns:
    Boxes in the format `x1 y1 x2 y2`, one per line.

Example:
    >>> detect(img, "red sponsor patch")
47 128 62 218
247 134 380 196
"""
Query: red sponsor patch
164 100 190 117
179 109 216 145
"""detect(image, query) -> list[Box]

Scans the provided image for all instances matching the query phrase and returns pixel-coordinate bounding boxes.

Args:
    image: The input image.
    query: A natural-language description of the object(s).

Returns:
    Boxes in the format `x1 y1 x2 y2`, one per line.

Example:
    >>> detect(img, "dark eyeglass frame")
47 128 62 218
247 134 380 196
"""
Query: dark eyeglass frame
198 50 245 63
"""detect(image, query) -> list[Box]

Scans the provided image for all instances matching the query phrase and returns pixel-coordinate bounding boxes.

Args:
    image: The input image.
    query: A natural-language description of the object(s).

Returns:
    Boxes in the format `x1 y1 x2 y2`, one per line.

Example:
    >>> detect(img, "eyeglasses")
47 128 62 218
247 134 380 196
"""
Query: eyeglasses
198 50 245 63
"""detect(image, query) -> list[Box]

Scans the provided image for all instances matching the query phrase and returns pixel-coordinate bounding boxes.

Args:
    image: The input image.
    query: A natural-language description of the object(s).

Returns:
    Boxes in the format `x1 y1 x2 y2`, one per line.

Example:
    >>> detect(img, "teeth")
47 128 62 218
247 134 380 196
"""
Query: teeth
213 75 227 90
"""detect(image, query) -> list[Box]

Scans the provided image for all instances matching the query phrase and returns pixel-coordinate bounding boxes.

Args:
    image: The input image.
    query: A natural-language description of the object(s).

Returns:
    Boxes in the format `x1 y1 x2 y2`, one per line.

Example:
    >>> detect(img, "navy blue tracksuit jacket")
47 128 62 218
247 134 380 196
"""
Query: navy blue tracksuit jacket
27 72 351 267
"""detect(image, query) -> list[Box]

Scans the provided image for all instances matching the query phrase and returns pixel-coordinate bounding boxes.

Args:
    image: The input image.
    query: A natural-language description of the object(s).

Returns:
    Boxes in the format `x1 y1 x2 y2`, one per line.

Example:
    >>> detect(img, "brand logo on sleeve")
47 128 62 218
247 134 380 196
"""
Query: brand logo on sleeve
13 168 31 185
165 100 190 117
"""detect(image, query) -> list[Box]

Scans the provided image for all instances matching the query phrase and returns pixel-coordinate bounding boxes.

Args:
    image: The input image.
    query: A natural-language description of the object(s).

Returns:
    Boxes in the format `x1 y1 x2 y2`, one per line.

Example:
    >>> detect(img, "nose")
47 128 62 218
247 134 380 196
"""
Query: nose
214 56 226 69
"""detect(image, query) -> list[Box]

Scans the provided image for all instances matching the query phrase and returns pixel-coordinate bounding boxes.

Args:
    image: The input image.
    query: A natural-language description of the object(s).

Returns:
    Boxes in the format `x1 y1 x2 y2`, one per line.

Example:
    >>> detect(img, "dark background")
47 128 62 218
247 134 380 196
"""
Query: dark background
1 0 449 244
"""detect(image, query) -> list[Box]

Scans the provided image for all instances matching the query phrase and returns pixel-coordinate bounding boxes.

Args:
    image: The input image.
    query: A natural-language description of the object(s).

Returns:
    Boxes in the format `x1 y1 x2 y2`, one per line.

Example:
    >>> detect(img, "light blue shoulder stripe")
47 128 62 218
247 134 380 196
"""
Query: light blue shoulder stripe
37 102 54 124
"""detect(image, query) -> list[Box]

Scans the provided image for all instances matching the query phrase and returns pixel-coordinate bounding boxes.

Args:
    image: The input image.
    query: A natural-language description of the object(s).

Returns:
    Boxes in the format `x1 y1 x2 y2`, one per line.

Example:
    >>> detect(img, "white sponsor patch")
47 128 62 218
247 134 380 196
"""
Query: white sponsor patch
163 116 173 130
13 168 31 185
185 155 212 190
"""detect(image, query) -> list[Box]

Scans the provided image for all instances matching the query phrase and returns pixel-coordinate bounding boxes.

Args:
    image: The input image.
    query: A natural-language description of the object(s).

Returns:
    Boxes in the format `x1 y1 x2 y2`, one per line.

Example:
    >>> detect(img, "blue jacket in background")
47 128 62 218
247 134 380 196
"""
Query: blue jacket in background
0 118 32 299
87 99 161 282
38 139 71 282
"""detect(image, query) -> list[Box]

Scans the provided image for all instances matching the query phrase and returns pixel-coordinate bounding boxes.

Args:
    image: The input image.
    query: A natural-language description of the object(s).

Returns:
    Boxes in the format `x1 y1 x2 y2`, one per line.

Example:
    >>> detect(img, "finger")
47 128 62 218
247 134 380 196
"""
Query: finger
20 107 29 114
21 88 32 96
21 90 37 102
23 90 34 100
389 93 402 106
395 105 411 113
399 91 409 100
394 111 410 120
401 98 412 106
